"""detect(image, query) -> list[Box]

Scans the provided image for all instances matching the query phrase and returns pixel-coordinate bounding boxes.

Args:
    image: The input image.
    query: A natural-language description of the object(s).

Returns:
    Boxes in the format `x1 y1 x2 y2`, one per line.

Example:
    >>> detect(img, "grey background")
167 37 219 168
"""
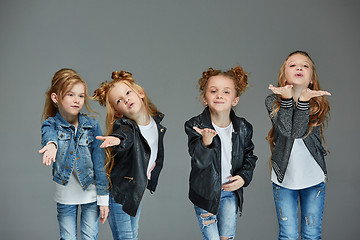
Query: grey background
0 0 359 239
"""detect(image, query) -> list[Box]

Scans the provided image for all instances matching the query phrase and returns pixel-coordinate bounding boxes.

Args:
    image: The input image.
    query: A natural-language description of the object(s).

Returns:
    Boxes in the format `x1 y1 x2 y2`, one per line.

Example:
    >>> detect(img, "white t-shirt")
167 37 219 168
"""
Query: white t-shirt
138 116 159 179
271 138 325 189
212 122 233 185
52 128 108 206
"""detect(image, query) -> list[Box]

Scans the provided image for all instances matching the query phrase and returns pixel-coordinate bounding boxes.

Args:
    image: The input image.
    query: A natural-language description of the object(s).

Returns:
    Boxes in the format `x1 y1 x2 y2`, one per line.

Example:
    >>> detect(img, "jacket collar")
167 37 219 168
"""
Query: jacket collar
55 112 92 129
200 107 240 132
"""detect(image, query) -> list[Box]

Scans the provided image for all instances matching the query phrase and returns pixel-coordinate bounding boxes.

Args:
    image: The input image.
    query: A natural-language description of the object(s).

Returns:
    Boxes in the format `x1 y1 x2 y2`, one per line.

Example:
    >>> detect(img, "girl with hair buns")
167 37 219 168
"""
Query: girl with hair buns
93 69 166 240
184 66 257 240
38 68 109 240
266 51 331 239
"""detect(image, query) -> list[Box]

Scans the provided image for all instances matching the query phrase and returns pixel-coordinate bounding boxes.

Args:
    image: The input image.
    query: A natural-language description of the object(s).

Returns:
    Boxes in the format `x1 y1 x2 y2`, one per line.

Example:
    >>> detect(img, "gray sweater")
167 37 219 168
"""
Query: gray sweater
265 94 327 183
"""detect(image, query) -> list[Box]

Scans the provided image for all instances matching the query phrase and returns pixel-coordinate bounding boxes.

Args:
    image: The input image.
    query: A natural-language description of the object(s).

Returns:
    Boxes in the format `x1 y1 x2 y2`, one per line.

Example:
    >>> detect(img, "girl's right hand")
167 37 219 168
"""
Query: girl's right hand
193 126 217 147
96 136 121 148
268 84 293 99
38 143 57 166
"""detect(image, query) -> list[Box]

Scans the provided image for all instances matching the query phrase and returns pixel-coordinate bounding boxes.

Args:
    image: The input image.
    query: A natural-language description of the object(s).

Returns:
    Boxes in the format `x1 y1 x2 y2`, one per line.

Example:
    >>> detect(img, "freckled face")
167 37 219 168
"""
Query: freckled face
203 75 239 114
284 54 313 87
54 82 85 120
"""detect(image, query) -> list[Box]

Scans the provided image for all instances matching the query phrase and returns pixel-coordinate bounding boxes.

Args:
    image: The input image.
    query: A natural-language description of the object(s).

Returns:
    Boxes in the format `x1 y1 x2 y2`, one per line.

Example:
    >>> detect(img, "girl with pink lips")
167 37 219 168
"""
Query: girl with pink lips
185 66 257 240
266 51 331 239
93 70 166 240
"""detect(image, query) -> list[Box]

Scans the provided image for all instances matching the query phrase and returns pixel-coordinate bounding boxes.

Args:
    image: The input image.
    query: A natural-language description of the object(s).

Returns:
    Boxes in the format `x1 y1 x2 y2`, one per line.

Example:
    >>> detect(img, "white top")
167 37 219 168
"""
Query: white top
52 128 108 206
213 122 233 185
54 165 108 206
271 138 325 190
138 116 159 179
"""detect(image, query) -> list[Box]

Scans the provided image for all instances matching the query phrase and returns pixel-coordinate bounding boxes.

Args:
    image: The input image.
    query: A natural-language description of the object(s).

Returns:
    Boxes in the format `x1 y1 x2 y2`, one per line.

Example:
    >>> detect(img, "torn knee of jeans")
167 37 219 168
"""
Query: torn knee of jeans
200 213 214 218
220 237 234 240
203 219 216 226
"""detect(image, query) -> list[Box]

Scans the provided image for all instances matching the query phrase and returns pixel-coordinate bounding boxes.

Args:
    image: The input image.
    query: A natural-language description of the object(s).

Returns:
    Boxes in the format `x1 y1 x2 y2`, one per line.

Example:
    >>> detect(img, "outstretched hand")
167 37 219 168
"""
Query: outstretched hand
299 88 331 102
222 175 245 191
99 206 109 224
193 126 217 147
268 84 293 99
96 136 121 148
38 143 57 166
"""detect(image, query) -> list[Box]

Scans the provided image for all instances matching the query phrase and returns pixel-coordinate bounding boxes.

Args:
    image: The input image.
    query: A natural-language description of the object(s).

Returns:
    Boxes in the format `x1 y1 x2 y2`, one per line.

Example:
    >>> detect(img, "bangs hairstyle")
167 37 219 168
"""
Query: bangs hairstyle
92 69 159 185
266 50 330 153
198 66 249 100
42 68 93 122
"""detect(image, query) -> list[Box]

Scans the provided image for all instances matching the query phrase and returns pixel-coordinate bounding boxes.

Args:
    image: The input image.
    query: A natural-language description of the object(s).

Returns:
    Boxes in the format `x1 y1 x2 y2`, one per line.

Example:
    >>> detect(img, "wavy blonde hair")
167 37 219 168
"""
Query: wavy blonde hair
266 51 330 153
42 68 93 122
93 69 159 184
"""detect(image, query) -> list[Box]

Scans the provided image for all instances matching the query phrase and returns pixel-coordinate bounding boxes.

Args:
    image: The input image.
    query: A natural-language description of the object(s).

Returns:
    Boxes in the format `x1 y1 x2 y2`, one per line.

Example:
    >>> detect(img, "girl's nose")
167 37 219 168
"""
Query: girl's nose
297 65 303 70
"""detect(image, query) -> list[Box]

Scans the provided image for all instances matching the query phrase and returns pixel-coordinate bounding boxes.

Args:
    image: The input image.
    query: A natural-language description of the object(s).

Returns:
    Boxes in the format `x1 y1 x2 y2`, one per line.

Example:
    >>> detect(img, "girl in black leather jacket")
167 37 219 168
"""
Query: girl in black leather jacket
93 70 166 240
185 66 257 240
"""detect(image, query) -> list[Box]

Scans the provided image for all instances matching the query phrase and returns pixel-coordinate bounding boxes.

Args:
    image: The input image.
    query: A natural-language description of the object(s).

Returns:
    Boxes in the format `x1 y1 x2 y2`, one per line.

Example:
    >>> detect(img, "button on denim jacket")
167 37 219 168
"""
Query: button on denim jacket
41 112 109 196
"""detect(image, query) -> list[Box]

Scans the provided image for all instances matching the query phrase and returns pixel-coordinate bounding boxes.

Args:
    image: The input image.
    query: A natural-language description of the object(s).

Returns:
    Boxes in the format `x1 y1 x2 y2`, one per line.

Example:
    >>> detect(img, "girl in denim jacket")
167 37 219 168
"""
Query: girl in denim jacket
38 68 109 240
266 51 331 239
93 69 166 240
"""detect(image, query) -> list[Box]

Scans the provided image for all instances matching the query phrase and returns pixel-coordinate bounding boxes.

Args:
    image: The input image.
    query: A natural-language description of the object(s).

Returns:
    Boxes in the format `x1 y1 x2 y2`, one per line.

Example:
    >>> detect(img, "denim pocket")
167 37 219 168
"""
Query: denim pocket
79 135 94 146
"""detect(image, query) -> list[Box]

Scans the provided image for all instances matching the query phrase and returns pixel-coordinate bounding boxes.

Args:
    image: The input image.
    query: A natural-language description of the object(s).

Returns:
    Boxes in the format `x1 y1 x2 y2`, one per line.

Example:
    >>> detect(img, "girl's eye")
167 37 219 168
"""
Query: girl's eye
126 90 131 95
79 95 85 98
117 99 122 104
304 65 309 68
289 64 295 67
224 91 230 94
210 90 216 93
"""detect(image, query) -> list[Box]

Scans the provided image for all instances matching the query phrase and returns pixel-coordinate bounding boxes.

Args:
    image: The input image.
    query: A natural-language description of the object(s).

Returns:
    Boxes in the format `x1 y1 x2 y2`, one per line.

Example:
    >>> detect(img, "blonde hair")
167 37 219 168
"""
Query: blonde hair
198 66 248 99
42 68 93 122
266 51 330 152
93 69 159 184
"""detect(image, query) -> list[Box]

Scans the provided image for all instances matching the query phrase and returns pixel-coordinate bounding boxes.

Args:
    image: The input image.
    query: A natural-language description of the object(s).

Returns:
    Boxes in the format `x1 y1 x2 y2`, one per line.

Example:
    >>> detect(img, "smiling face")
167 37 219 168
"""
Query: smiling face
108 81 146 119
203 75 239 115
52 82 85 124
284 53 313 88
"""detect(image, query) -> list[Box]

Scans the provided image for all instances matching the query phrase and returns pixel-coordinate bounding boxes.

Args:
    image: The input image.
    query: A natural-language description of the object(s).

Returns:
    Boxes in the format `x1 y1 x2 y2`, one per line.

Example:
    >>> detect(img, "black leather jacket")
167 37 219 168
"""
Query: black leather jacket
110 113 166 217
185 107 257 215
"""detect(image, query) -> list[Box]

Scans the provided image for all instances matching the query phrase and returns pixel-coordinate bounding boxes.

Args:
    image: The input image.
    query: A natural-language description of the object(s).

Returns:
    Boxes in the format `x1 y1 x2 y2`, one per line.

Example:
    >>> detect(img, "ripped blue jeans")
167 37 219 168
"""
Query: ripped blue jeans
194 190 238 240
273 182 326 240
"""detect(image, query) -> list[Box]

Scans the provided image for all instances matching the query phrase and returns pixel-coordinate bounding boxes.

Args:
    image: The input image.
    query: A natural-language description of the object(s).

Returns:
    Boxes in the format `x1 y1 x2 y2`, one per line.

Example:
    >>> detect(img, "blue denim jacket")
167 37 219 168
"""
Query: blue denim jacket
41 112 109 195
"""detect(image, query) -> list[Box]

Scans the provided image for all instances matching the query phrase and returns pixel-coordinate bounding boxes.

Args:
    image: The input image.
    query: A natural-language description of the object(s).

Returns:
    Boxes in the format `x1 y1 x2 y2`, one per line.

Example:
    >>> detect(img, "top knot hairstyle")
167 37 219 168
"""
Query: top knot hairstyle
198 66 249 98
93 69 159 134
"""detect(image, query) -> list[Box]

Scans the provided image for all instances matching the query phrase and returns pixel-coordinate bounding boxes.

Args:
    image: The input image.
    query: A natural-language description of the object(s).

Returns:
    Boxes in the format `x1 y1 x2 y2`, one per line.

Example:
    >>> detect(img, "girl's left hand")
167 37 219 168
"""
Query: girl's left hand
299 88 331 102
99 205 109 224
222 175 245 191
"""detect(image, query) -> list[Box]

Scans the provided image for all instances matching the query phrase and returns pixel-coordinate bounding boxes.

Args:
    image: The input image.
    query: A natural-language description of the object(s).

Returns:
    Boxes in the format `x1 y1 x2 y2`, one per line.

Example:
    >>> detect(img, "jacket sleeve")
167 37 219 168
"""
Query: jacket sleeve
91 120 109 196
41 118 58 147
184 119 219 169
234 121 257 187
265 94 310 139
110 120 134 154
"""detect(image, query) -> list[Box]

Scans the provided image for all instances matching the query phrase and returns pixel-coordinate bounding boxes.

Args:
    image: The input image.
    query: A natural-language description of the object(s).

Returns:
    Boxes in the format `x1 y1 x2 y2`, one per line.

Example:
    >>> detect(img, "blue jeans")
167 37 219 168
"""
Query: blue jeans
108 195 141 240
273 182 326 240
194 190 238 240
57 202 100 240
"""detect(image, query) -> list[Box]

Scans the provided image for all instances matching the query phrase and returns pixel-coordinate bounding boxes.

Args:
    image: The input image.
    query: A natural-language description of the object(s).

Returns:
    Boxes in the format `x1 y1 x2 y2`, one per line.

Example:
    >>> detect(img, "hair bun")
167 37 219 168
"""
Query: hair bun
111 70 133 80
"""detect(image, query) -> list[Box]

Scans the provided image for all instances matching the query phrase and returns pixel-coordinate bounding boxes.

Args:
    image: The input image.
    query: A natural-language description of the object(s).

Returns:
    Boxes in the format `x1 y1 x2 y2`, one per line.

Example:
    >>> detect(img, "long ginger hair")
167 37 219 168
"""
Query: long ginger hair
42 68 93 122
93 69 159 185
266 51 330 153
